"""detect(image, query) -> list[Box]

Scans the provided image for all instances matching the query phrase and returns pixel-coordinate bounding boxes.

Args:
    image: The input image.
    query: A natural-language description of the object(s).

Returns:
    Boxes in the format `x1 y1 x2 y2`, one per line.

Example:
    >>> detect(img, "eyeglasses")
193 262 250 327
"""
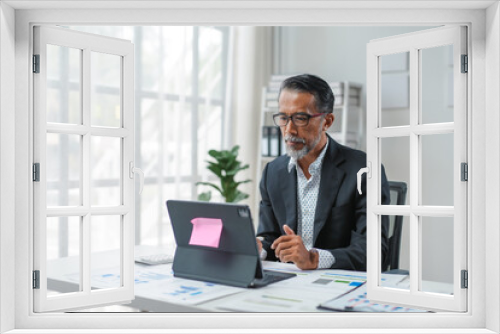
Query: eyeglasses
272 113 325 127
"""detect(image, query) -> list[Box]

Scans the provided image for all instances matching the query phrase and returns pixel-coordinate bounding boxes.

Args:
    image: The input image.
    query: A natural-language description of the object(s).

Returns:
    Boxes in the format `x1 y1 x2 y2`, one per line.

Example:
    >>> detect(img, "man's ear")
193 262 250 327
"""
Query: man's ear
323 113 334 131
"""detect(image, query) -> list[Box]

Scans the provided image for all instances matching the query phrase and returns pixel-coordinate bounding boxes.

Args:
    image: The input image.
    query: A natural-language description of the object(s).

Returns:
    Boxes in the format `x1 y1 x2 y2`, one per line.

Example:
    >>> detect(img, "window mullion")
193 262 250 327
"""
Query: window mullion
191 27 199 200
58 46 70 258
82 47 91 294
134 26 143 245
409 46 419 295
221 27 229 149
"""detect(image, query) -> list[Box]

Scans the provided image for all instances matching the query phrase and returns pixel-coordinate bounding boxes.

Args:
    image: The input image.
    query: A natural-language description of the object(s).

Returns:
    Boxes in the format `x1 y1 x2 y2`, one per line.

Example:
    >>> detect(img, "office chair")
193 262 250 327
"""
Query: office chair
383 181 408 272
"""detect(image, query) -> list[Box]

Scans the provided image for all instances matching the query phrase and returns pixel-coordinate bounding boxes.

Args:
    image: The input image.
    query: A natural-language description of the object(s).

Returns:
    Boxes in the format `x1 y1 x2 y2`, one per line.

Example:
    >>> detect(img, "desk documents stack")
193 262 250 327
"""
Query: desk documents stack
48 246 431 313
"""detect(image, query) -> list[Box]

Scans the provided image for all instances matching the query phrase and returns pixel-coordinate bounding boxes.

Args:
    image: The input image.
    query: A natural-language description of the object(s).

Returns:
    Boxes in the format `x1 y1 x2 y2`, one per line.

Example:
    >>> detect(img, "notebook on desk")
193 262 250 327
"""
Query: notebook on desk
166 200 296 288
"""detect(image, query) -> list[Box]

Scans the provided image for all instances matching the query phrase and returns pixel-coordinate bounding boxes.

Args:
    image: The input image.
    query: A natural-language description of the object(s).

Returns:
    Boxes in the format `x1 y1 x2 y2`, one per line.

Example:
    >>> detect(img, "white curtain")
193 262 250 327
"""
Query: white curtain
225 26 273 213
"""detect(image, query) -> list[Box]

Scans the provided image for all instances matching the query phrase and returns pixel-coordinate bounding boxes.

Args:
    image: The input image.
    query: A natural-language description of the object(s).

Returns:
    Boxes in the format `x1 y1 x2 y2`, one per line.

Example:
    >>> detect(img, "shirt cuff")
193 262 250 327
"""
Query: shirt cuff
315 248 335 269
259 248 267 261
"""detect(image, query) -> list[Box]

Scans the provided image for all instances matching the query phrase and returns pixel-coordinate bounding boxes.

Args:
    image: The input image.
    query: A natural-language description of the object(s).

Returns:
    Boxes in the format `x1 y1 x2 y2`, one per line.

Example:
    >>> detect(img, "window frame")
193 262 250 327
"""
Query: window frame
365 25 468 312
32 25 136 312
2 2 497 333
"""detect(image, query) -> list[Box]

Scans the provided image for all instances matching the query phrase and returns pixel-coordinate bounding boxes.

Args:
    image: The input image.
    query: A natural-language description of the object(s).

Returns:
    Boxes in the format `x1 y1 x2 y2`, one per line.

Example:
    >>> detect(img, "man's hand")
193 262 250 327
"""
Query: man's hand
271 225 319 270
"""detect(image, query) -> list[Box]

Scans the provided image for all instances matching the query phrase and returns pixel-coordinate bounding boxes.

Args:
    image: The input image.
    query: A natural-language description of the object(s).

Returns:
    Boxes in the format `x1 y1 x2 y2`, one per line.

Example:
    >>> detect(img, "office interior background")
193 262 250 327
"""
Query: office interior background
47 25 453 309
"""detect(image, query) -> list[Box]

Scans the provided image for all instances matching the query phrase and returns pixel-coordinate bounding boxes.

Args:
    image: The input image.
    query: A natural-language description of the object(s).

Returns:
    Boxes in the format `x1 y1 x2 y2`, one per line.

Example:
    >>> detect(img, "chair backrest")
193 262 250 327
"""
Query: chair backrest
384 181 408 271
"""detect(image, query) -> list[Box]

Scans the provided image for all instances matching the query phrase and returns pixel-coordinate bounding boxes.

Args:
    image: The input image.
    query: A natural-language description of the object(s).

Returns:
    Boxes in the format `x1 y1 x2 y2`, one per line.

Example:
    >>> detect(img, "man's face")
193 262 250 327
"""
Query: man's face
278 89 333 160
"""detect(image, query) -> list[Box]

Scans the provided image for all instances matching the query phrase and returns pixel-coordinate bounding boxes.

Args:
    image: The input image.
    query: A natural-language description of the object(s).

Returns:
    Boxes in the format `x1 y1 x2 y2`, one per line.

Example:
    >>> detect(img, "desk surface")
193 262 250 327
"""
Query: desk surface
47 245 444 313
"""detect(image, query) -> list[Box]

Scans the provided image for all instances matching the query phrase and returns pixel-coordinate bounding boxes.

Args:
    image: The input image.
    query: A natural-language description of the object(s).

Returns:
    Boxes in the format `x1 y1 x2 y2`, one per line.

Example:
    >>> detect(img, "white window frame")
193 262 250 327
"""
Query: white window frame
365 26 468 312
1 2 498 333
32 25 136 312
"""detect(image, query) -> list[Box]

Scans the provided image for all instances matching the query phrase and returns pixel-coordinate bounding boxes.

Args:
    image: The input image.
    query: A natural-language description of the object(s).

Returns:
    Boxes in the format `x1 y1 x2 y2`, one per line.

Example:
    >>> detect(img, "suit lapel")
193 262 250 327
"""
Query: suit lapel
313 137 346 244
279 159 298 233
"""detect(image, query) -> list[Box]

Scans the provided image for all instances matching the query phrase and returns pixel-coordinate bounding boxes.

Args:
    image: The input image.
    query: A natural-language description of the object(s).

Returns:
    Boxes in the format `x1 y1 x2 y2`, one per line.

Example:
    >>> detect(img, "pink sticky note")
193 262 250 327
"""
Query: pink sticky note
189 217 223 248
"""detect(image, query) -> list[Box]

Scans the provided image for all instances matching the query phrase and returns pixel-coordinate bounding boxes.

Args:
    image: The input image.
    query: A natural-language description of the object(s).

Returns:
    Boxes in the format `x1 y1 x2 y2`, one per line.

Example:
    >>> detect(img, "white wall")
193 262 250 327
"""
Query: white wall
0 2 16 333
276 26 434 152
485 3 500 332
276 26 456 283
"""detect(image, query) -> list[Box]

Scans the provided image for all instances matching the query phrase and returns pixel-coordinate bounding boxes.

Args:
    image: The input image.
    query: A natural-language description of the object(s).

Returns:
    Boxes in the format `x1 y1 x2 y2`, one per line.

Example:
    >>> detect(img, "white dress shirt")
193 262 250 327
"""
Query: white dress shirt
259 141 336 268
287 141 336 269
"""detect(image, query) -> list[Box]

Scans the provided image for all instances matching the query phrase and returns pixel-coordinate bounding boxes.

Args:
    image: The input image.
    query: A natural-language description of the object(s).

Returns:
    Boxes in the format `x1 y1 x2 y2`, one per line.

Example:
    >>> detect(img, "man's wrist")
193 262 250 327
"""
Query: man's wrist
308 248 319 269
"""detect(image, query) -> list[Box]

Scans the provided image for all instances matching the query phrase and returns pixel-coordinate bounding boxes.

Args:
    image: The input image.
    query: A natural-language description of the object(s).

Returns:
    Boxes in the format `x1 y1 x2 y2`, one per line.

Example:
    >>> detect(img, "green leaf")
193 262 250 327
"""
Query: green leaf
231 145 240 155
231 191 249 203
236 179 252 186
196 182 222 194
208 149 221 159
207 163 222 177
198 145 252 203
226 164 249 176
198 191 212 201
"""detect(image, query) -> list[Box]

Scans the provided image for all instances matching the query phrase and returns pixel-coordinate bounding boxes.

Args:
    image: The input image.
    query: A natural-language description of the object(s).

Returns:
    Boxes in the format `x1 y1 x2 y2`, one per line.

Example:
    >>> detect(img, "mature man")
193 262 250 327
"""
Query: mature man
256 74 390 271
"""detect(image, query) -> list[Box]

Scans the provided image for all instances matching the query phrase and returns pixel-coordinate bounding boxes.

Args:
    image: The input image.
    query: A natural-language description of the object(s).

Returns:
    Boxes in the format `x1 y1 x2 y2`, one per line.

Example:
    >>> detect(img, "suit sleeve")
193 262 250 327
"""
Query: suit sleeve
256 163 281 261
328 165 391 271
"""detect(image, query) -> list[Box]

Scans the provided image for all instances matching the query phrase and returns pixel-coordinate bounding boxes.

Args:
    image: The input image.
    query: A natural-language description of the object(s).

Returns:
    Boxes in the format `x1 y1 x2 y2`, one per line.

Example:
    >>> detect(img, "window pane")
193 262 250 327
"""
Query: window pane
46 44 81 124
140 99 193 180
380 136 410 205
139 184 177 248
380 214 410 291
165 101 193 177
421 45 454 124
421 133 454 206
64 26 229 252
198 27 223 100
47 216 81 295
380 52 410 127
46 133 81 207
141 26 193 95
91 136 121 206
91 215 122 290
421 216 454 295
197 104 222 174
91 52 121 127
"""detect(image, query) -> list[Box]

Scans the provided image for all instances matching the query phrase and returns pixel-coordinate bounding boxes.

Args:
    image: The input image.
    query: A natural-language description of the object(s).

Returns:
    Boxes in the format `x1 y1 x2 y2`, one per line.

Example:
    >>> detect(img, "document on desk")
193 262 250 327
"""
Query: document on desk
65 268 122 289
65 264 244 305
319 284 428 313
263 262 367 294
213 286 336 312
210 262 373 312
133 264 244 305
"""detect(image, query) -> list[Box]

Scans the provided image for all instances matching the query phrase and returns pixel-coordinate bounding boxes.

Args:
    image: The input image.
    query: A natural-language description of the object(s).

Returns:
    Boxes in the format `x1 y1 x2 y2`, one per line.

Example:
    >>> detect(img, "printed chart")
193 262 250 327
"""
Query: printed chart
319 284 427 312
65 263 244 305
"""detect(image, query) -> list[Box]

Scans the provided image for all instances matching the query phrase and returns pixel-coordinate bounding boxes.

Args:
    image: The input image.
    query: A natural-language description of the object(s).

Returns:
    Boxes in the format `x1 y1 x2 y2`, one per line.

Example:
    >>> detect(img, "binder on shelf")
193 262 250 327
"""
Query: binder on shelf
281 134 286 156
269 127 281 157
261 126 270 156
261 126 282 157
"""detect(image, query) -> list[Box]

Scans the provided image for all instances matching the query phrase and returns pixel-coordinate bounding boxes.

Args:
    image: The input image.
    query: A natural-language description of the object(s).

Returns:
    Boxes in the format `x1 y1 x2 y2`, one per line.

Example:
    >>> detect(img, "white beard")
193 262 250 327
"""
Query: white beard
284 129 322 160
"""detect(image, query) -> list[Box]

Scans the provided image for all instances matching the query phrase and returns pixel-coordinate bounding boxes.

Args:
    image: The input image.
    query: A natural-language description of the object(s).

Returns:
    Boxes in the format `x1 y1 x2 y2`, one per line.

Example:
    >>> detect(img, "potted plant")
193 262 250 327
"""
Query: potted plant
196 145 251 203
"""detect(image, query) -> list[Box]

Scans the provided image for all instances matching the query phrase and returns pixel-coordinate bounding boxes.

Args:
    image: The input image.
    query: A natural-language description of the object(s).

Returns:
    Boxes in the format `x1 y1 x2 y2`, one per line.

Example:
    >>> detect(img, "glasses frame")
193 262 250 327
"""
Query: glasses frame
272 112 326 127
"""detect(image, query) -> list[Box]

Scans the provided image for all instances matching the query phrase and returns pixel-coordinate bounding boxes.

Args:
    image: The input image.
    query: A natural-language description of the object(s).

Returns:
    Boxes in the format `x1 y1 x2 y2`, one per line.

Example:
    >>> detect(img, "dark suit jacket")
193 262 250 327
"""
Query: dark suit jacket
257 135 390 271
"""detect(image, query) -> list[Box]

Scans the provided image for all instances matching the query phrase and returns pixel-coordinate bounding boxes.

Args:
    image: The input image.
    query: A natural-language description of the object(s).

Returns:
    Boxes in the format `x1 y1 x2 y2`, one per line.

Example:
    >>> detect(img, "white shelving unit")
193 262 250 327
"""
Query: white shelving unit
327 81 363 149
254 76 364 216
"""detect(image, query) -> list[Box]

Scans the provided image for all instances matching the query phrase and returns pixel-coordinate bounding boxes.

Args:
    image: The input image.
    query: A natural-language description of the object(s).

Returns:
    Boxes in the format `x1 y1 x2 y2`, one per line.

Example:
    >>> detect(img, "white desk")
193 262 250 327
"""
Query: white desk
46 245 438 313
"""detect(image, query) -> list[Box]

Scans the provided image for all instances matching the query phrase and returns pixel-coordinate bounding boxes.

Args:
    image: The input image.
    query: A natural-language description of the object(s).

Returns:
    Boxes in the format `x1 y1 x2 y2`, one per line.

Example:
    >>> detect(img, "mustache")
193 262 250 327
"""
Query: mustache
284 135 306 144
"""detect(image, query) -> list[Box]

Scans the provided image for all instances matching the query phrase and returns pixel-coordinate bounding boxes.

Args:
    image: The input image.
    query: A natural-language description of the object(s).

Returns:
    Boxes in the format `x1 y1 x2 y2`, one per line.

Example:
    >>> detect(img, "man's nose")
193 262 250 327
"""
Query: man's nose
284 119 297 135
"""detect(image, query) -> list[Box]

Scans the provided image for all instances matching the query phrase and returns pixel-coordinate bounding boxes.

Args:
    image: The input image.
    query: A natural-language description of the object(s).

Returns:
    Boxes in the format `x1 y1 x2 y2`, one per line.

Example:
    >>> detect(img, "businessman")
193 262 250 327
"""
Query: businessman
256 74 390 271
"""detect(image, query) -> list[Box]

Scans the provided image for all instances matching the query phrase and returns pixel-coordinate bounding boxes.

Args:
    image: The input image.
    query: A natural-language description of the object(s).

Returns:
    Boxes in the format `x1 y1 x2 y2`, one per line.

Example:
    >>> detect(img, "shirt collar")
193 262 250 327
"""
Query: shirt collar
288 139 329 175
